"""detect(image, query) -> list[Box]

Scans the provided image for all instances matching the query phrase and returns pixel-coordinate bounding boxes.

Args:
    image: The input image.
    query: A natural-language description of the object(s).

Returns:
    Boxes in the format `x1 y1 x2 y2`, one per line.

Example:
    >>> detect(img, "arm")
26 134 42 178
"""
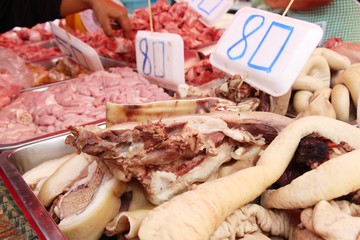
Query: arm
264 0 332 11
60 0 131 38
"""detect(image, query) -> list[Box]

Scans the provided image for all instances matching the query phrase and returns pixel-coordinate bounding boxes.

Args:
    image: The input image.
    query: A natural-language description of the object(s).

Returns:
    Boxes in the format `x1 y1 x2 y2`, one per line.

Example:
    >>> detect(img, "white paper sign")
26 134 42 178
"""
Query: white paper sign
210 7 323 96
50 22 104 71
135 30 185 91
188 0 234 27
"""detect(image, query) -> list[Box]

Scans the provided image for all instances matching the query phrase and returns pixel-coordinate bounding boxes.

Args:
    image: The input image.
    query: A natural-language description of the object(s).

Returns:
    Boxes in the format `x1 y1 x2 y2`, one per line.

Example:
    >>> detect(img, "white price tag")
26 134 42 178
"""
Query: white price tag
210 7 323 96
135 31 185 91
50 22 104 71
188 0 234 27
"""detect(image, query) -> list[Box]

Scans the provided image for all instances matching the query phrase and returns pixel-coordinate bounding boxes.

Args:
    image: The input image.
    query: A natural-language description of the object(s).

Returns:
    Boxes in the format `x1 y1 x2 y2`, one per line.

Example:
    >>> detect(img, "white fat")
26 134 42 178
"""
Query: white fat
68 161 98 191
231 147 245 160
29 31 41 42
332 147 342 155
184 118 265 144
184 118 228 134
176 84 191 98
150 171 177 195
120 142 145 158
232 145 263 162
45 94 57 105
32 178 47 196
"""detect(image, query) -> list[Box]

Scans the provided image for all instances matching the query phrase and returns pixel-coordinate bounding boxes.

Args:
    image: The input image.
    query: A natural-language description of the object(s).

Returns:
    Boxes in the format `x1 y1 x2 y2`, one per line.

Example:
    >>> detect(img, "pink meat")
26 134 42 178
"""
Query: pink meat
0 83 21 109
0 67 171 145
37 115 57 126
323 37 360 64
0 24 60 61
69 0 222 62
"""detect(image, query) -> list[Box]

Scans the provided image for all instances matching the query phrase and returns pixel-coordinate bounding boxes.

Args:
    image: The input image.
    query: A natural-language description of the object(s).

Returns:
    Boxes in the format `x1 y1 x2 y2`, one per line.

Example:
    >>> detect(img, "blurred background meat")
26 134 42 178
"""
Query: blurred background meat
324 37 360 64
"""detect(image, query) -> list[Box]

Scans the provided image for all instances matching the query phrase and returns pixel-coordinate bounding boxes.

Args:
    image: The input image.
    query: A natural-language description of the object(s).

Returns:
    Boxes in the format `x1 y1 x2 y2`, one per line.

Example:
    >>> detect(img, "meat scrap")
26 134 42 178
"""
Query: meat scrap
185 59 227 86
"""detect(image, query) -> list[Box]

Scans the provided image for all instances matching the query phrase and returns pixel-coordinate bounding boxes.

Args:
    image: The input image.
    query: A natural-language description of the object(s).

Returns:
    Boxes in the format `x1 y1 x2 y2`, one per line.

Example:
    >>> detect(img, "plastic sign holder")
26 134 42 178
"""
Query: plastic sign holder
50 22 104 71
135 30 185 91
187 0 234 27
210 7 323 96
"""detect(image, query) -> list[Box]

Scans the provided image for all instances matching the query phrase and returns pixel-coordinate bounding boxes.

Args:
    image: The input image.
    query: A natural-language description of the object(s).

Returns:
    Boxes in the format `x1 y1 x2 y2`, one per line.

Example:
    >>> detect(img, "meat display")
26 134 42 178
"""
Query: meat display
0 49 34 109
176 74 281 114
70 0 223 66
130 0 222 49
2 0 360 239
0 67 171 145
27 57 91 87
0 24 62 61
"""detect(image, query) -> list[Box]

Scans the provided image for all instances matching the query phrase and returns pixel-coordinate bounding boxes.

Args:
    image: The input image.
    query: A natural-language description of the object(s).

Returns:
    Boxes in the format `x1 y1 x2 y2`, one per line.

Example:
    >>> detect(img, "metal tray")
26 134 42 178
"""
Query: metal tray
1 57 128 150
0 134 71 239
25 56 129 90
28 56 129 71
0 119 105 152
0 124 108 239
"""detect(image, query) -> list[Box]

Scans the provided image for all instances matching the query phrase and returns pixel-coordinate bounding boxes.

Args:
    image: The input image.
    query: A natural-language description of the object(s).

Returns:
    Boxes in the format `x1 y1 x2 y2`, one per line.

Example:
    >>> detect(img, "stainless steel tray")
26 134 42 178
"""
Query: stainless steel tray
1 57 127 149
0 119 105 151
25 56 129 90
0 134 72 239
28 56 129 71
0 125 114 239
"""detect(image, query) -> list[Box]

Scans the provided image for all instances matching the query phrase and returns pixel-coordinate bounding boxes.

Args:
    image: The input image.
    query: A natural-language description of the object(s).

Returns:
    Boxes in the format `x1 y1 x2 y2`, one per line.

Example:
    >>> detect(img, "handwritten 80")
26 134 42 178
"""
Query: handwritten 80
135 31 185 90
188 0 234 26
210 7 323 96
226 14 294 74
139 37 165 78
190 0 226 16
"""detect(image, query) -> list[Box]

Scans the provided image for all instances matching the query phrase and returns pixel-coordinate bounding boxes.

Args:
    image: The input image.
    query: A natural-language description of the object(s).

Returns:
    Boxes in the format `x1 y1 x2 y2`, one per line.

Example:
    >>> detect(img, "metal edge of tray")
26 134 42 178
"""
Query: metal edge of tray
0 151 66 240
27 55 129 69
23 56 130 91
0 124 106 240
0 119 106 151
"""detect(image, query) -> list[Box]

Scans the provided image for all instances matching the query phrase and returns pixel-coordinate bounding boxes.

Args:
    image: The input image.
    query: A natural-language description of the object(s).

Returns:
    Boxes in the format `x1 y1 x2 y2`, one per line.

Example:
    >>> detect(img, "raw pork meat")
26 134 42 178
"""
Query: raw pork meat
0 67 171 145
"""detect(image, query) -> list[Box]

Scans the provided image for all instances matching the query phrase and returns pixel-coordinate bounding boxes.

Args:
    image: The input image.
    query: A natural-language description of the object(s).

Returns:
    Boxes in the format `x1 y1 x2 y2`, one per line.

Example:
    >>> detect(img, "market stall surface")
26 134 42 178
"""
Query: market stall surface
0 177 38 239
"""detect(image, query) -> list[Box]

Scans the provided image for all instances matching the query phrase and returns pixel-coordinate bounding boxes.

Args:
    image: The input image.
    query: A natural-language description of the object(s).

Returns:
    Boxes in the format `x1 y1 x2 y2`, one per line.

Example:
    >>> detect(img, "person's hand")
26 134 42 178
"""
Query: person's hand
89 0 132 38
264 0 332 11
60 0 132 38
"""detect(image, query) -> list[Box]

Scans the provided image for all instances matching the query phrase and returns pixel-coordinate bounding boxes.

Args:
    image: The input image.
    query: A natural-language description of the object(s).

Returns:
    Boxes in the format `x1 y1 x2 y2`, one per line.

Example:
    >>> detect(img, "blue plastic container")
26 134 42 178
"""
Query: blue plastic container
122 0 158 13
